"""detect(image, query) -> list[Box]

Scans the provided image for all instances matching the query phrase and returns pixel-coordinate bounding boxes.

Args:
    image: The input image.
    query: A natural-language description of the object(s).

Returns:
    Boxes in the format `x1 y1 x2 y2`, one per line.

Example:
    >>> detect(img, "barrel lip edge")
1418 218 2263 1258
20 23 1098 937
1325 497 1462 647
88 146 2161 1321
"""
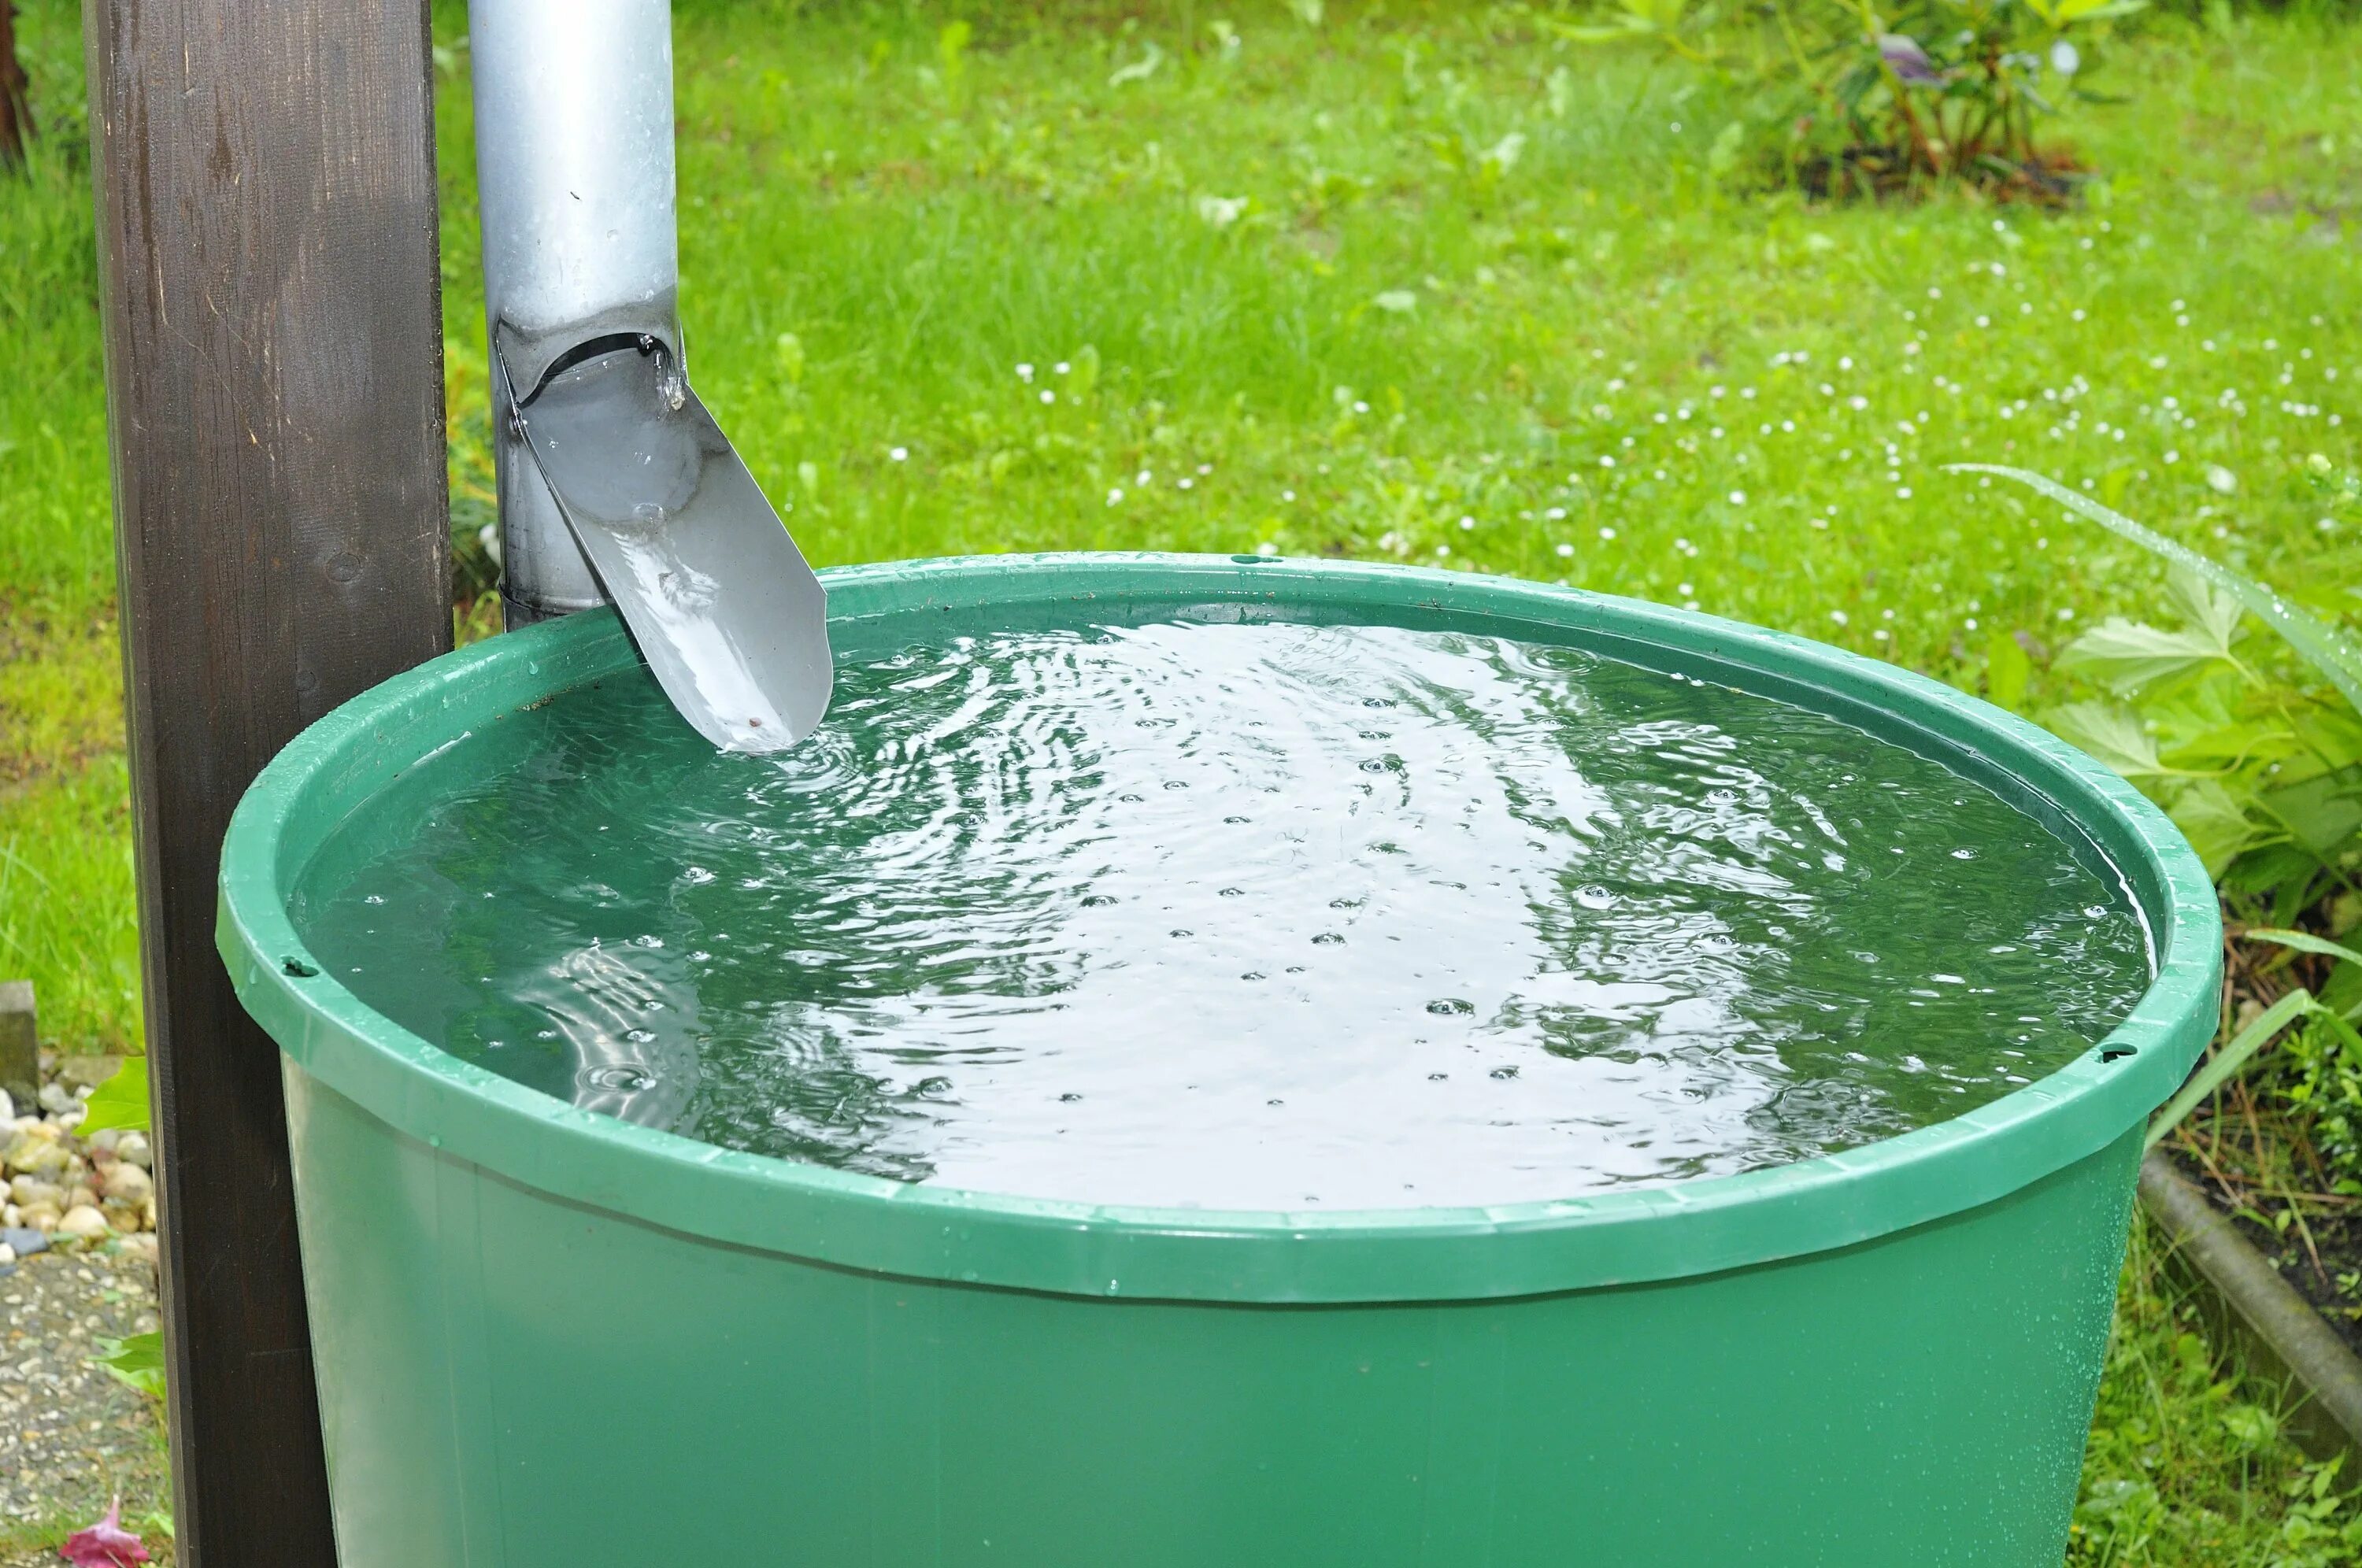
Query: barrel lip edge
218 552 2224 1303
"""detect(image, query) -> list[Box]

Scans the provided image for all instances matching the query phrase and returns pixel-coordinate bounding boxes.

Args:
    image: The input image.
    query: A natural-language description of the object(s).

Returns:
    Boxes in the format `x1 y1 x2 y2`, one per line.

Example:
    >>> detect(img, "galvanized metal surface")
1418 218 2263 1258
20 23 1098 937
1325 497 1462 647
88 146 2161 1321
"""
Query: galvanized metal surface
469 0 831 747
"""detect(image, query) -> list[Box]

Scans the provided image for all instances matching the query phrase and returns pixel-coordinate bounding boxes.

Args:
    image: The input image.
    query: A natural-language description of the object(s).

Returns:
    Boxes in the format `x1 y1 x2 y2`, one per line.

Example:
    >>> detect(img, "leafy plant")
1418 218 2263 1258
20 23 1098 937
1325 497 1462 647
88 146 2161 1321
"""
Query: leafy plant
1960 468 2362 1180
2146 985 2336 1147
78 1052 148 1137
1957 466 2362 924
91 1331 165 1403
1543 0 2142 198
2245 928 2362 1185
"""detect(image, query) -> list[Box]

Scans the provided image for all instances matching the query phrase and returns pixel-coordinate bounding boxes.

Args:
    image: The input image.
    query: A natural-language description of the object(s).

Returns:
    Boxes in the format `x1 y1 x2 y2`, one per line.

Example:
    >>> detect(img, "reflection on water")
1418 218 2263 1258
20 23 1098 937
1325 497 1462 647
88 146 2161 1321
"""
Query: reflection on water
294 620 2153 1210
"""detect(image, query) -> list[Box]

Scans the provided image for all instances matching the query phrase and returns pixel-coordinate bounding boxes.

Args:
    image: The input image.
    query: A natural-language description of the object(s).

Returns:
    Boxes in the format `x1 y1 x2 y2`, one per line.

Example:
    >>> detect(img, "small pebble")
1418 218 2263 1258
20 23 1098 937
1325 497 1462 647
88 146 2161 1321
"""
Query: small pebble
100 1163 152 1206
55 1205 109 1243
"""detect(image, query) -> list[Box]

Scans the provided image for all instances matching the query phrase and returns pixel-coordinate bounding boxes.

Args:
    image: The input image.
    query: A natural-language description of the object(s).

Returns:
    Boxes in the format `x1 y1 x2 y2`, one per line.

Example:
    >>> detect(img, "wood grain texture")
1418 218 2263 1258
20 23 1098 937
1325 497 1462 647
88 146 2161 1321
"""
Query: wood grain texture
1 2 31 166
80 1 450 1559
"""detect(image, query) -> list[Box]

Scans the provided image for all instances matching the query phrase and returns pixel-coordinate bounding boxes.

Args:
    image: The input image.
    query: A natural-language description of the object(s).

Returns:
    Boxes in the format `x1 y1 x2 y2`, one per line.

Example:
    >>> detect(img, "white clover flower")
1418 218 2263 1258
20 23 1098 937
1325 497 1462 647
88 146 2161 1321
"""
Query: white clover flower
1106 487 1124 505
889 446 909 462
1728 490 1746 505
1556 542 1575 558
2205 464 2238 494
1830 610 1849 626
1016 363 1035 381
1599 526 1616 540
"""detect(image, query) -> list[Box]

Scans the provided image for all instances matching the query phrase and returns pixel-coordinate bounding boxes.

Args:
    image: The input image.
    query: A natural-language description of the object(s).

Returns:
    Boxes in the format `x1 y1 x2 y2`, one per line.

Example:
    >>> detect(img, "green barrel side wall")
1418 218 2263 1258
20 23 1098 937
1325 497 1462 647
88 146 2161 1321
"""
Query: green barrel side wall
289 1061 2137 1567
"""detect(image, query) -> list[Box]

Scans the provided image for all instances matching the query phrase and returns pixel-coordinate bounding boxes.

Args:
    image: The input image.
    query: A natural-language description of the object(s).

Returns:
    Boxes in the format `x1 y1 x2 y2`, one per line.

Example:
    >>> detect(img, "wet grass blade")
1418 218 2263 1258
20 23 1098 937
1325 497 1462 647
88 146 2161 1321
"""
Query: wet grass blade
2243 927 2362 970
2146 987 2318 1149
1947 464 2362 717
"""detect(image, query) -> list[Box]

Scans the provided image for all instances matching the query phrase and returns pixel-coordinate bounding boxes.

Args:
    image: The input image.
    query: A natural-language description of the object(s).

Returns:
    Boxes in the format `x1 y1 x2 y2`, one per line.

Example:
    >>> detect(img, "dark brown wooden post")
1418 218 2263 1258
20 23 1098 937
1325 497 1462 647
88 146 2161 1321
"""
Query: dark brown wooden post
81 1 450 1560
1 2 33 168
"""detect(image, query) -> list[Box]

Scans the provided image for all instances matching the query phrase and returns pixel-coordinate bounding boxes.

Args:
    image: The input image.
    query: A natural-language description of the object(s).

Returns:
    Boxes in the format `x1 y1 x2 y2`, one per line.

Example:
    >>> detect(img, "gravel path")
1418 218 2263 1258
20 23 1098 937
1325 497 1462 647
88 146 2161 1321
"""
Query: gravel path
0 1247 170 1566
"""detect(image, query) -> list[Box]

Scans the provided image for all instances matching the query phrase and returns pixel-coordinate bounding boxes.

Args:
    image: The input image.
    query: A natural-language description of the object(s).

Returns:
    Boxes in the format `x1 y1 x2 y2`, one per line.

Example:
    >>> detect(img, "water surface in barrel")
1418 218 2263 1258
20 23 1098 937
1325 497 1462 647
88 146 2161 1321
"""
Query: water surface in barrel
293 619 2153 1209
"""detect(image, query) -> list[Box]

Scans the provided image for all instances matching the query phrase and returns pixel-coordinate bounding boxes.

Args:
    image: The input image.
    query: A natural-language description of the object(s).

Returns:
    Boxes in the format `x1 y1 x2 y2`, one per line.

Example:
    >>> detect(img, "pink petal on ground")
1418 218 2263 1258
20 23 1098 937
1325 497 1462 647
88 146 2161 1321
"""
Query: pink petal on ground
60 1498 150 1567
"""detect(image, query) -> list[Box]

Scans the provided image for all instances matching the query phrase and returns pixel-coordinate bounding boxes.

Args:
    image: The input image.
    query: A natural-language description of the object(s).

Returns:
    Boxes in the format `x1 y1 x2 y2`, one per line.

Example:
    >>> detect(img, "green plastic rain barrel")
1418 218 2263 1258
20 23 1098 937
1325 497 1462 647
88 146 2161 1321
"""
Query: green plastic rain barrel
218 554 2221 1567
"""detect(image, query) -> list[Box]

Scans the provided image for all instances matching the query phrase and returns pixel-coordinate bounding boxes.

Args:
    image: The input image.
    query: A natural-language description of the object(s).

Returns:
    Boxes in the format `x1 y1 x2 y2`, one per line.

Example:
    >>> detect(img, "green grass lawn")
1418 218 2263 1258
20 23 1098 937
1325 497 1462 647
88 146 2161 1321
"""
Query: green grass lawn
6 0 2362 1557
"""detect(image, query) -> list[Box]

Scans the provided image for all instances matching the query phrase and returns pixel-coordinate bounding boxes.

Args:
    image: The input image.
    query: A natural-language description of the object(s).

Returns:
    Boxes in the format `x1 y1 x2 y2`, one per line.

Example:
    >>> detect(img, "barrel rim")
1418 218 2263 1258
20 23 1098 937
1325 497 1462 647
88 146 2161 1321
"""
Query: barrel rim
219 553 2221 1303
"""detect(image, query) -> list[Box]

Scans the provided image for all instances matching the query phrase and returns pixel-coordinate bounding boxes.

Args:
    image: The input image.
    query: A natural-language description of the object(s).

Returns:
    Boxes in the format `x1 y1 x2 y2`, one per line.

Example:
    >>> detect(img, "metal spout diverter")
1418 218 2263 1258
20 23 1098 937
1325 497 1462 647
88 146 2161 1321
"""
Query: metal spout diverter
469 0 831 751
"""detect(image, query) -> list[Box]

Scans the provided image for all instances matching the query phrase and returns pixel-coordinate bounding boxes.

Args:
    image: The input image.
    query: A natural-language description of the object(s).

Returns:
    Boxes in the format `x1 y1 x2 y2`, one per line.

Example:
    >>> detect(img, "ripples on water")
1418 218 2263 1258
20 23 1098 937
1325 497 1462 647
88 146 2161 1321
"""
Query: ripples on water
293 620 2154 1209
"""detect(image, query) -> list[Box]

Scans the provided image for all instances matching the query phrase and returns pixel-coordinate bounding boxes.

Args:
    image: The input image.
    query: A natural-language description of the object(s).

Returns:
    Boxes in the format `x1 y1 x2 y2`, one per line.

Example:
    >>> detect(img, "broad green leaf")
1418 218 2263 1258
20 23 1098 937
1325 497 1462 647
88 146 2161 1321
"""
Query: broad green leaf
1949 466 2362 716
2223 842 2318 900
2047 701 2167 778
2260 765 2362 859
2244 927 2362 968
77 1055 150 1136
91 1330 166 1400
2148 987 2317 1148
2164 564 2244 655
2167 778 2263 877
2154 714 2294 768
2056 616 2238 694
